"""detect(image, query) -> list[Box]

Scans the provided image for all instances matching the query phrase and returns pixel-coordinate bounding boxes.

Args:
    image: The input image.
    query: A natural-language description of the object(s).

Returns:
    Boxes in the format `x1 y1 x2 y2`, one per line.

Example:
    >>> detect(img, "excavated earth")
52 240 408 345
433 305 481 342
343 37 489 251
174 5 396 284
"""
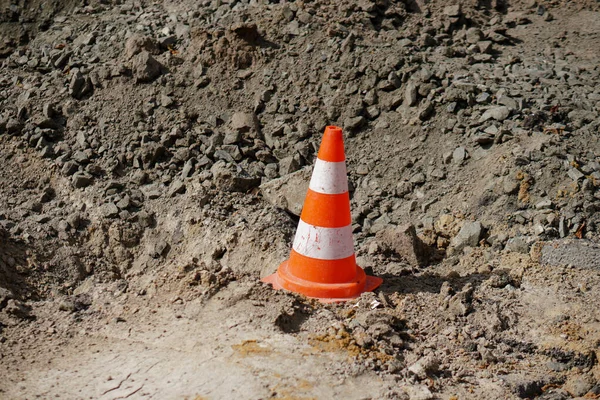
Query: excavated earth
1 0 600 399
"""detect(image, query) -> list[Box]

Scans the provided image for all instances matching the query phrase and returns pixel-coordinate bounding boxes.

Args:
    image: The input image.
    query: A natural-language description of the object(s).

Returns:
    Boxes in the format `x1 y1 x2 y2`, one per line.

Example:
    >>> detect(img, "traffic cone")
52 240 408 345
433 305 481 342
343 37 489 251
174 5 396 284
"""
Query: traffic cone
262 126 383 302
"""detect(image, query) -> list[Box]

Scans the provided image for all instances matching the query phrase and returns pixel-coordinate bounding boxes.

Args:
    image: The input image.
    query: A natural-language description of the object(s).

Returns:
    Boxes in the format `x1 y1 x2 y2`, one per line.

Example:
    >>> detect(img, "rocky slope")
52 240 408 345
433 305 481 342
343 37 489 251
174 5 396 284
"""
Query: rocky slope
1 0 600 399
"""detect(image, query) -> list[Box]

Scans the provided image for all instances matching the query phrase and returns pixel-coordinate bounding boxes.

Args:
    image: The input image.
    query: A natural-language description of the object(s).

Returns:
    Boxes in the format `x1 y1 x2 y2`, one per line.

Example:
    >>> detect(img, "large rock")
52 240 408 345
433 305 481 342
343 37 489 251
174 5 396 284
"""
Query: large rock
451 221 483 251
466 27 484 44
230 112 260 138
344 116 365 133
69 70 92 99
376 224 429 266
124 34 157 59
443 4 461 17
101 203 120 218
212 162 260 193
72 172 93 188
69 70 85 98
407 355 439 379
132 51 162 83
505 237 530 254
260 167 311 216
278 154 302 175
405 81 419 106
480 106 510 122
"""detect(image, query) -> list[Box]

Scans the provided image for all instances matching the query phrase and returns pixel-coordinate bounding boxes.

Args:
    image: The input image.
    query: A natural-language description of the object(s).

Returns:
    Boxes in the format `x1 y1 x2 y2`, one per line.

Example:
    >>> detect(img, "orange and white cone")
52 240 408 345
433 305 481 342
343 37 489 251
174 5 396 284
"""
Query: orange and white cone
262 126 383 302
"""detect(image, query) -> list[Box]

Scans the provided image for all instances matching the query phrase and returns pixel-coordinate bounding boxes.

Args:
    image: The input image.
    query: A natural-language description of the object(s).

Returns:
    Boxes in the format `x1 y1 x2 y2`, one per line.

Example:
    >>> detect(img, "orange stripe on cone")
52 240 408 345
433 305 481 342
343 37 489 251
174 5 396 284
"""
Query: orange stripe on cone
288 250 357 284
262 126 383 302
300 190 351 228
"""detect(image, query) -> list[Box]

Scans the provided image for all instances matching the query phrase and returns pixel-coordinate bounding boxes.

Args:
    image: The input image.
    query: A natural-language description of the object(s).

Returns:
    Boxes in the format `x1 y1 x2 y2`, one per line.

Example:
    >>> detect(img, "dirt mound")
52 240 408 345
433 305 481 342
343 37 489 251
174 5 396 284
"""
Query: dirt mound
1 0 600 398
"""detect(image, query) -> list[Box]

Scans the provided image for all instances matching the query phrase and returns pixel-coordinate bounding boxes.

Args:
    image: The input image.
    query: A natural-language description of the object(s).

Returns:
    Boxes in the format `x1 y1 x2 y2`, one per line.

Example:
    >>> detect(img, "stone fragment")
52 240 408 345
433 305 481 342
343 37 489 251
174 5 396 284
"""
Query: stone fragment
453 146 467 164
230 112 260 137
376 224 429 266
404 385 433 400
214 149 235 164
212 162 260 192
114 196 129 210
150 240 169 258
480 106 510 122
43 103 55 118
498 95 519 110
6 118 23 134
405 81 419 107
73 151 90 164
72 173 93 188
54 51 72 69
447 283 474 317
223 130 242 145
69 70 89 99
567 168 584 181
408 355 439 380
181 159 195 178
451 221 483 251
503 178 520 194
124 34 157 59
366 105 380 120
443 4 461 16
535 199 553 210
135 211 153 228
260 167 311 216
420 33 436 47
505 237 529 253
221 145 243 161
379 71 401 91
466 28 484 44
478 41 493 54
132 51 162 83
410 172 426 184
344 116 365 133
429 168 445 180
101 203 120 218
418 102 434 121
160 94 174 108
476 92 491 103
474 132 495 145
168 180 186 197
363 89 378 106
279 154 302 175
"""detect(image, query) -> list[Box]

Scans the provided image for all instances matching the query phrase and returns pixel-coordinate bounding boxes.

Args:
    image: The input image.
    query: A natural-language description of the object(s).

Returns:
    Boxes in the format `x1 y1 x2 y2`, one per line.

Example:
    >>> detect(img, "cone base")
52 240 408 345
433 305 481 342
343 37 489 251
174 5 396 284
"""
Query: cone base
262 260 383 303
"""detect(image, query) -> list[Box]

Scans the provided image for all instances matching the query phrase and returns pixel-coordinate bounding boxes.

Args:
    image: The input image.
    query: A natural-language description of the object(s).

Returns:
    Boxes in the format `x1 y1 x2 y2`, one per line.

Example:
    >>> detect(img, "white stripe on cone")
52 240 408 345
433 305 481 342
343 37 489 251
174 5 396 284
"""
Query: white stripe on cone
308 159 349 195
292 220 355 260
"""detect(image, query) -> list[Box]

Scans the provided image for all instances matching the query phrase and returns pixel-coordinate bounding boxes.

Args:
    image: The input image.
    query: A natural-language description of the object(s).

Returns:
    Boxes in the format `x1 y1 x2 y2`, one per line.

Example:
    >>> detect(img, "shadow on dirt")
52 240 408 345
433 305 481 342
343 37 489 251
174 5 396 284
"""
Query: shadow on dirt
376 271 491 295
275 301 314 333
0 231 40 311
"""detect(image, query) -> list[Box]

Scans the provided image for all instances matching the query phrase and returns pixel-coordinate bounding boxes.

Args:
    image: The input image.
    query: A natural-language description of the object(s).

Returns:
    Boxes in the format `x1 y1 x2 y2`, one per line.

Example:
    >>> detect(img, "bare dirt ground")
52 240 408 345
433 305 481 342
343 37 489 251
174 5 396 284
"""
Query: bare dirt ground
1 0 600 399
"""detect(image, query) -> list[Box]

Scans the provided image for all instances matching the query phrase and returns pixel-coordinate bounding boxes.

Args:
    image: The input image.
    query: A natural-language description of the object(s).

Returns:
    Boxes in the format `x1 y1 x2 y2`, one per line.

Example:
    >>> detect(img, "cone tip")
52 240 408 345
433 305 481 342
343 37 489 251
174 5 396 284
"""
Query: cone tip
318 125 346 162
325 125 343 136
